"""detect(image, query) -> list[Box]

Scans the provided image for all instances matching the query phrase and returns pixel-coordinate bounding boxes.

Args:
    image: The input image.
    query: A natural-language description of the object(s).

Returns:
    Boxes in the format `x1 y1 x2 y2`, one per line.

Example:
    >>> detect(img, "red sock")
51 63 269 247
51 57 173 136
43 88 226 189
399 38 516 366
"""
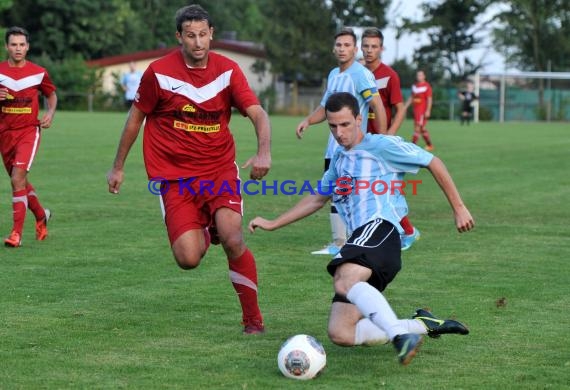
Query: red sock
399 216 414 235
12 189 28 234
228 248 263 324
412 132 419 144
422 129 432 146
26 183 46 221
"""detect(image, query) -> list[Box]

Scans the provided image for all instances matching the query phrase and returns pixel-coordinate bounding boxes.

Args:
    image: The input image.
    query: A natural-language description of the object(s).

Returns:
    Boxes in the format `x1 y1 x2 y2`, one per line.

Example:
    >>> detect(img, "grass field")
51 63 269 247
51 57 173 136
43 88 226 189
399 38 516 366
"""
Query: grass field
1 112 569 389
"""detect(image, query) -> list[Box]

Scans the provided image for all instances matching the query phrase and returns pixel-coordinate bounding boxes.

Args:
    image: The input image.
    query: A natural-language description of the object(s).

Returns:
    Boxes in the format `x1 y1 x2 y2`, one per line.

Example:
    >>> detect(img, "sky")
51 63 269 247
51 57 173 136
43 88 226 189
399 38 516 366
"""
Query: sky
370 0 516 74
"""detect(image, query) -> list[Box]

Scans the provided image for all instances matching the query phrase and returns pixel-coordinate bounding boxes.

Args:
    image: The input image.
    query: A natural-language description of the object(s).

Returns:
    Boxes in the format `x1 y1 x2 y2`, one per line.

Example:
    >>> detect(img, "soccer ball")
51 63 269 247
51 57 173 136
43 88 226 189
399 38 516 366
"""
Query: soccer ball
277 334 326 380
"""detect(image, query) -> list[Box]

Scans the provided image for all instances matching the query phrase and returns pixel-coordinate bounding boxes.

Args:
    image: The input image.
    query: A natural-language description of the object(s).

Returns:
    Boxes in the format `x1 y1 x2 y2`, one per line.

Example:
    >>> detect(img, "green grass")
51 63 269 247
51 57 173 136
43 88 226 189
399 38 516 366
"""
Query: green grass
1 113 569 389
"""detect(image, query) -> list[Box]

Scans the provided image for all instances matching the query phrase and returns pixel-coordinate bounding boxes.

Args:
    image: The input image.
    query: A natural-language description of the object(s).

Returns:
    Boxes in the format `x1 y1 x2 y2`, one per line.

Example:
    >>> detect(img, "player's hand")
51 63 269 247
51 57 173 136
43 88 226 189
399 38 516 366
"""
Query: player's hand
248 217 275 233
107 168 124 194
0 88 8 101
296 119 309 139
242 153 271 181
455 206 474 233
40 113 54 129
425 110 431 119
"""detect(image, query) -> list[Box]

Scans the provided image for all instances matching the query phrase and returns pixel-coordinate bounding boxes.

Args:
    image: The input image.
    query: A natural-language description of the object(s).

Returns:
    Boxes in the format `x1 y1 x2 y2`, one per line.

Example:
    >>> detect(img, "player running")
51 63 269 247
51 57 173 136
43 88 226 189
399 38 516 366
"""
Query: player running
0 26 56 247
107 5 271 334
405 70 434 151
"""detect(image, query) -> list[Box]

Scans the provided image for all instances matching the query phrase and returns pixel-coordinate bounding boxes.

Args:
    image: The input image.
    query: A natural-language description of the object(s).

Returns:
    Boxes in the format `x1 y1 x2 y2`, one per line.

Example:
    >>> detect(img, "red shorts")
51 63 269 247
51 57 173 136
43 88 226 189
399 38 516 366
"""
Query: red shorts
0 126 41 173
159 163 243 244
413 109 428 127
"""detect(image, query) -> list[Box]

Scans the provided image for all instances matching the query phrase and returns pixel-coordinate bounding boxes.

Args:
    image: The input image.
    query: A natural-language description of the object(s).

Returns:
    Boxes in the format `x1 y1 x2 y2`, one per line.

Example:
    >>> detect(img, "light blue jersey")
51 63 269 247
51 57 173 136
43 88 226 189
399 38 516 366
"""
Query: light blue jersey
122 71 142 100
320 62 378 158
320 134 434 234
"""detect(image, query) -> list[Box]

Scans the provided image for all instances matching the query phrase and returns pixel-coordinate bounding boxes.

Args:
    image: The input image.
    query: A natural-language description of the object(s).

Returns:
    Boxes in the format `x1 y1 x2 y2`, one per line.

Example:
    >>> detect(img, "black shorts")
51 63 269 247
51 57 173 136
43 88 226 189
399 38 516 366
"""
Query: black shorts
328 219 401 303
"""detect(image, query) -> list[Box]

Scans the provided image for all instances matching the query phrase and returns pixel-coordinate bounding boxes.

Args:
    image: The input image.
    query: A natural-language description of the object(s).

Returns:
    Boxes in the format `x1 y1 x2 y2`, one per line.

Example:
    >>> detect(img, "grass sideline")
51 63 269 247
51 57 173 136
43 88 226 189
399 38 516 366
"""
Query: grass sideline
0 112 569 389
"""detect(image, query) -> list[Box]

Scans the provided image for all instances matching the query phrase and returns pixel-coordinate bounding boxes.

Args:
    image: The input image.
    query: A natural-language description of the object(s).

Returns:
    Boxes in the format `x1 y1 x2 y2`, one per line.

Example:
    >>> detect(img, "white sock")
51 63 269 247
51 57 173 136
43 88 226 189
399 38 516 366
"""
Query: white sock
346 281 408 340
354 318 389 345
330 212 347 245
399 319 428 334
354 318 426 345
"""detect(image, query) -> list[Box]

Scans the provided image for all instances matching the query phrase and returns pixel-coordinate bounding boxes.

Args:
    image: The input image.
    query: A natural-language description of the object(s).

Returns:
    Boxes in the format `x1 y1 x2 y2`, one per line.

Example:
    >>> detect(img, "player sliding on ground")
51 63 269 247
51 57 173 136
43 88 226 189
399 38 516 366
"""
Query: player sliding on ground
249 92 474 365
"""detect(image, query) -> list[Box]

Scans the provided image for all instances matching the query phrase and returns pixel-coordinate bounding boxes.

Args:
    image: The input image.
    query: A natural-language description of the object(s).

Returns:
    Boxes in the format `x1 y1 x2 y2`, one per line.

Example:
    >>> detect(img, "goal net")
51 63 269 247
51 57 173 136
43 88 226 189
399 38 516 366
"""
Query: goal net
473 71 570 122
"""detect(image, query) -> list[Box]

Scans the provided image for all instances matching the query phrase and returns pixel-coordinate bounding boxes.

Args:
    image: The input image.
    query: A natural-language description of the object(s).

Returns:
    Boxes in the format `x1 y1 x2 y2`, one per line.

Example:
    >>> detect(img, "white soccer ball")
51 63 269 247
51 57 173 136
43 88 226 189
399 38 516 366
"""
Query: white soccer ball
277 334 326 380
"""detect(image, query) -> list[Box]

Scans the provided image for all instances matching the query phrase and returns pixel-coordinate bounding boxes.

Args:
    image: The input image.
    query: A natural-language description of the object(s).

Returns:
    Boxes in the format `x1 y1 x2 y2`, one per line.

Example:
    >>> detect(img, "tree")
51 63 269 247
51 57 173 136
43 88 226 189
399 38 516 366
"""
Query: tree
0 0 13 58
123 0 186 50
391 58 418 91
493 0 570 112
329 0 390 28
191 0 265 41
493 0 570 72
260 0 337 112
404 0 491 83
0 0 143 61
37 54 103 110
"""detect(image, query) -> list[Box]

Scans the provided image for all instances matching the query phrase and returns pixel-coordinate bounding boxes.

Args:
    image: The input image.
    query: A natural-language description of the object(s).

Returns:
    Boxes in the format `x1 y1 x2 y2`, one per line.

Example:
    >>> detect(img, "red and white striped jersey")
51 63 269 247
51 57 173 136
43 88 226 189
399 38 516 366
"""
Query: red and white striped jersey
0 61 56 132
410 81 432 113
135 50 260 180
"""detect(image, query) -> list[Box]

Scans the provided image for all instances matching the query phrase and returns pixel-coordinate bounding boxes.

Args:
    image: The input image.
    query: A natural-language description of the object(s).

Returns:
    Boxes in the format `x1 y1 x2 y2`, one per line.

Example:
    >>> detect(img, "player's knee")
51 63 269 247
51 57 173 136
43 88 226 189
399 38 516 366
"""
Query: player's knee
10 175 26 189
332 278 353 298
220 234 245 257
328 325 354 347
172 249 204 270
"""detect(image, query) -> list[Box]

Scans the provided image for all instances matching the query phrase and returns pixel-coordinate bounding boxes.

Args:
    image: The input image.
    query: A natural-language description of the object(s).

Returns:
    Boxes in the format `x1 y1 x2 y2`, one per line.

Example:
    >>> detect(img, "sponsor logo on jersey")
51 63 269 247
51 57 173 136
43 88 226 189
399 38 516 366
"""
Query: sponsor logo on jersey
182 104 196 112
2 106 32 114
173 120 220 133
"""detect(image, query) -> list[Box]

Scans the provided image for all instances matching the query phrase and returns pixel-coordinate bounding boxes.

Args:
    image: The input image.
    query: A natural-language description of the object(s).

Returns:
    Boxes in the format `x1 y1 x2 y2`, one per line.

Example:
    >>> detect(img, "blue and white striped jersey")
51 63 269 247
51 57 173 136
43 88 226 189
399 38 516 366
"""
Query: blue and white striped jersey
320 61 378 158
320 134 434 234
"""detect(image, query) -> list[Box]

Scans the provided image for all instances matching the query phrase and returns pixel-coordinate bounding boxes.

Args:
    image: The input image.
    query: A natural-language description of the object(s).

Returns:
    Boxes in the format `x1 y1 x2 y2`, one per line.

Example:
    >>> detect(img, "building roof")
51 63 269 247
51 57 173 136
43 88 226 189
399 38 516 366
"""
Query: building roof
87 39 266 67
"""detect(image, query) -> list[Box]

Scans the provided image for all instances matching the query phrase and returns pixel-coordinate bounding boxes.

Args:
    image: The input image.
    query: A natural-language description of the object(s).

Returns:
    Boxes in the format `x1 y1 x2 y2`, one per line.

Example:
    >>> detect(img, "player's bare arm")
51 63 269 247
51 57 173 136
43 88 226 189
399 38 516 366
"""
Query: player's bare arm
241 104 272 181
295 105 326 139
427 157 474 232
249 193 330 233
387 102 406 135
39 91 58 129
403 96 412 111
369 94 387 134
426 97 433 118
107 106 146 194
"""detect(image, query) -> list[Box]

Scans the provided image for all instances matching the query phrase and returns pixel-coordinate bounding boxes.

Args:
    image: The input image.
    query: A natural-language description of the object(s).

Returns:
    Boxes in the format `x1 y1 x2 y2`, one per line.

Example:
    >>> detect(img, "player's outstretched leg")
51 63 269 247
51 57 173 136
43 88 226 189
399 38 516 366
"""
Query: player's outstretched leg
413 308 469 338
346 281 423 365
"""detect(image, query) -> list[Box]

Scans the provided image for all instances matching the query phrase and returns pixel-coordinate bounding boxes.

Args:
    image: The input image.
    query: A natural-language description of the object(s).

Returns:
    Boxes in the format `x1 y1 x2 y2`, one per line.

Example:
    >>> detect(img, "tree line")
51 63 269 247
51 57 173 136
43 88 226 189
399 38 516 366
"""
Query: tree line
1 0 568 109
